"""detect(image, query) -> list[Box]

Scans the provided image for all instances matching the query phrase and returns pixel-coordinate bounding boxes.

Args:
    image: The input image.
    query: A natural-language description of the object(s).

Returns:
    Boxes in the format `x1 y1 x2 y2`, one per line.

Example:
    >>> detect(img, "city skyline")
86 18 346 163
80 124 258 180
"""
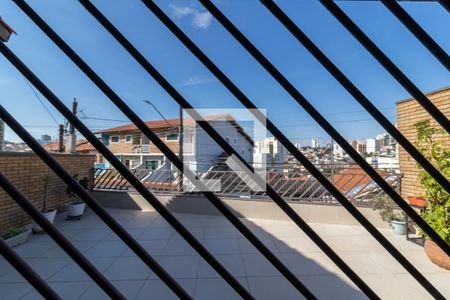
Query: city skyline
1 0 449 143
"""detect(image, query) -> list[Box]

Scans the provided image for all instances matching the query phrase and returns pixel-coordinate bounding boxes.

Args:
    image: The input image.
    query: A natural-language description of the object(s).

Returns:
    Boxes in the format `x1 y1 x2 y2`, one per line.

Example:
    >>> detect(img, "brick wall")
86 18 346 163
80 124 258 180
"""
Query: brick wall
0 152 95 233
396 87 450 199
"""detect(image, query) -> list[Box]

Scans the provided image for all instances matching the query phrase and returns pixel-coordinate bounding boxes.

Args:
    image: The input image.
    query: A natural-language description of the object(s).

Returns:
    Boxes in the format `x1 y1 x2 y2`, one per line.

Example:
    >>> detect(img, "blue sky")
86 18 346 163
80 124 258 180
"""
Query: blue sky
1 0 449 145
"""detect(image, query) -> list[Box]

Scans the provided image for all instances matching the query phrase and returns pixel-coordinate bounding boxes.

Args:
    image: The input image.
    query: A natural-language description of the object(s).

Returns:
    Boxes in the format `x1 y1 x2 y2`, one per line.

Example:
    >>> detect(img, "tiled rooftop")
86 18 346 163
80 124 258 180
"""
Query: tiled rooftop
1 208 449 299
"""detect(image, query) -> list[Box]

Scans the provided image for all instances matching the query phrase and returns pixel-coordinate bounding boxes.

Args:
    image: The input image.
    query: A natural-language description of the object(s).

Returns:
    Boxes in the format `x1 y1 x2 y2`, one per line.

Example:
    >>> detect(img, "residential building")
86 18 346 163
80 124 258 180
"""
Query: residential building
366 138 380 154
96 114 254 172
38 134 52 145
332 142 345 160
254 137 287 171
366 156 399 171
311 138 318 148
351 139 367 155
2 141 30 152
397 86 450 199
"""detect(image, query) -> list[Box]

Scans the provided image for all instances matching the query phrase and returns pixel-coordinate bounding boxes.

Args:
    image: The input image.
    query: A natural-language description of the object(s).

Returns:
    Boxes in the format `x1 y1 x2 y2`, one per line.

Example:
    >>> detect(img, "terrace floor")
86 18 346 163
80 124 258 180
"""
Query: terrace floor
1 208 449 299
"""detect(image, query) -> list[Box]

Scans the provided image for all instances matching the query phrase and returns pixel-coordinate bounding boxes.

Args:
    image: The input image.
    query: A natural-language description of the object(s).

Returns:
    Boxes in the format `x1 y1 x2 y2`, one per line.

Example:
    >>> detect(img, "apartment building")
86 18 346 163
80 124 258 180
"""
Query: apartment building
253 136 287 171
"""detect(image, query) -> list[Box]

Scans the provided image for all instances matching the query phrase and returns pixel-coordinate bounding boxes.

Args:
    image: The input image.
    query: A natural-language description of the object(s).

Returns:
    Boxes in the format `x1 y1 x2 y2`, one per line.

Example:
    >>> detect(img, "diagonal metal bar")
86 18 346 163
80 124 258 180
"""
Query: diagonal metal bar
319 0 450 135
0 103 191 300
202 0 450 256
381 0 449 71
0 235 60 300
0 171 125 299
79 1 379 298
437 0 450 13
10 2 311 297
259 0 450 199
141 1 447 298
289 177 315 200
0 43 249 300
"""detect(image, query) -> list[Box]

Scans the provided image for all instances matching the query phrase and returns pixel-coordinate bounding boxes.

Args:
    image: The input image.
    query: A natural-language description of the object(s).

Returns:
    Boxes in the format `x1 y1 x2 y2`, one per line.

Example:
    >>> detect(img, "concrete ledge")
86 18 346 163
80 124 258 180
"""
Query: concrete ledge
92 191 390 228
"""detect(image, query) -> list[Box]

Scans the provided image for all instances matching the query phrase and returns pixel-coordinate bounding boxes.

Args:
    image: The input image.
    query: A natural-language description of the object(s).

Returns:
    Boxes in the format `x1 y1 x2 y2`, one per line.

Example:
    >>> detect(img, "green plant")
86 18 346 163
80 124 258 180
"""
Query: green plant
65 174 89 201
1 228 26 240
373 195 405 223
413 119 450 244
42 173 50 212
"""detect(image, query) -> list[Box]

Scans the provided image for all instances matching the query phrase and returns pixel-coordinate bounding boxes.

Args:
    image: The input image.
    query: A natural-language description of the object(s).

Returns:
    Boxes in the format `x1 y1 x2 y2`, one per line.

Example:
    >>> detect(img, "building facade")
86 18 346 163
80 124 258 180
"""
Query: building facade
396 86 450 199
97 115 254 172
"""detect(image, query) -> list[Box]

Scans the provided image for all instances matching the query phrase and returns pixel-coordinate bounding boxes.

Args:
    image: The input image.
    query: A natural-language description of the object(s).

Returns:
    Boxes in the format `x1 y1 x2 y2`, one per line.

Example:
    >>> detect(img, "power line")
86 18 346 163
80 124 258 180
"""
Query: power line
80 115 130 123
23 78 59 125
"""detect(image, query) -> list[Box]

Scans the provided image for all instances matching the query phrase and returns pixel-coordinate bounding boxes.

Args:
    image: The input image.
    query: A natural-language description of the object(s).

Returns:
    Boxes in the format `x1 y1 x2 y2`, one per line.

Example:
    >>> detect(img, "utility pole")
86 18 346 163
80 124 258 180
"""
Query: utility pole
58 124 64 152
65 98 77 153
178 105 183 191
330 139 334 186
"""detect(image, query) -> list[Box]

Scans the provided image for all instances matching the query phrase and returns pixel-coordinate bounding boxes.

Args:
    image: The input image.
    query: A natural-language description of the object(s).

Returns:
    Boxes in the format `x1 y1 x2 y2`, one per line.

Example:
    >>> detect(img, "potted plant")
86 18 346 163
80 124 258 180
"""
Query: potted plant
413 119 450 270
373 195 406 234
1 227 31 248
32 173 57 233
65 174 87 220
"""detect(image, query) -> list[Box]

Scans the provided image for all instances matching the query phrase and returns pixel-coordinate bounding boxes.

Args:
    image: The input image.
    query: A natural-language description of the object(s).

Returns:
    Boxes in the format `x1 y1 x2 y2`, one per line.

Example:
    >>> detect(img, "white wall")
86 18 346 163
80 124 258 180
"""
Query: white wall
194 120 253 172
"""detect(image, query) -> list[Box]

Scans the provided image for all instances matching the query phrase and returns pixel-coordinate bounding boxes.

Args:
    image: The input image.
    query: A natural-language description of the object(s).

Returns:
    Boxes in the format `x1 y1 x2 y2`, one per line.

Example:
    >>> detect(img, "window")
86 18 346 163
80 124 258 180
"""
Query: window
166 133 178 141
233 137 237 145
145 160 159 171
110 135 119 143
125 135 132 143
241 149 245 155
225 137 230 143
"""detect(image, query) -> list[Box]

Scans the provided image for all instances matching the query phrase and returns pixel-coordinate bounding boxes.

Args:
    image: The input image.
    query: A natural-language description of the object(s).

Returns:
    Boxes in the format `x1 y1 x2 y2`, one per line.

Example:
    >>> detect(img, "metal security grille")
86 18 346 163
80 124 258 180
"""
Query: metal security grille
0 1 449 299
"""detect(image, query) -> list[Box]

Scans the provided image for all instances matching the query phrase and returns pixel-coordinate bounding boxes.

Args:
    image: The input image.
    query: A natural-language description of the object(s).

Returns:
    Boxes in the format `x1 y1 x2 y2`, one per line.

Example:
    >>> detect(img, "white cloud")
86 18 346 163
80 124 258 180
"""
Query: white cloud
170 4 195 18
180 76 215 87
169 4 213 29
192 11 213 29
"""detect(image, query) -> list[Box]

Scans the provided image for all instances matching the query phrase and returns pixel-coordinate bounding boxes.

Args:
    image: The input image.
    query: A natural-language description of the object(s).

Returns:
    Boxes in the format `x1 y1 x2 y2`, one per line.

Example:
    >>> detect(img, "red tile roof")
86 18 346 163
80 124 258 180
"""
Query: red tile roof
95 114 229 133
42 139 96 153
96 114 254 145
333 167 387 194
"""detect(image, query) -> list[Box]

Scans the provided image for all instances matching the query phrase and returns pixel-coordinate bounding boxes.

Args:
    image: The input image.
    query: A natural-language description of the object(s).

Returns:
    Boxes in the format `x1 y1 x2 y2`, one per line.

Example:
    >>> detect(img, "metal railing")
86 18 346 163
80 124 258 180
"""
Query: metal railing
0 0 448 299
93 167 402 207
132 144 150 154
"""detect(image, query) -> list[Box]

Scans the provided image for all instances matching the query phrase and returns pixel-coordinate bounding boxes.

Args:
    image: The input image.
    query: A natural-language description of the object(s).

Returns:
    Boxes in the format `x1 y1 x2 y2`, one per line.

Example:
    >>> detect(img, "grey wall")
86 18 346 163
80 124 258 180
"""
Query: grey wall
92 191 390 228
